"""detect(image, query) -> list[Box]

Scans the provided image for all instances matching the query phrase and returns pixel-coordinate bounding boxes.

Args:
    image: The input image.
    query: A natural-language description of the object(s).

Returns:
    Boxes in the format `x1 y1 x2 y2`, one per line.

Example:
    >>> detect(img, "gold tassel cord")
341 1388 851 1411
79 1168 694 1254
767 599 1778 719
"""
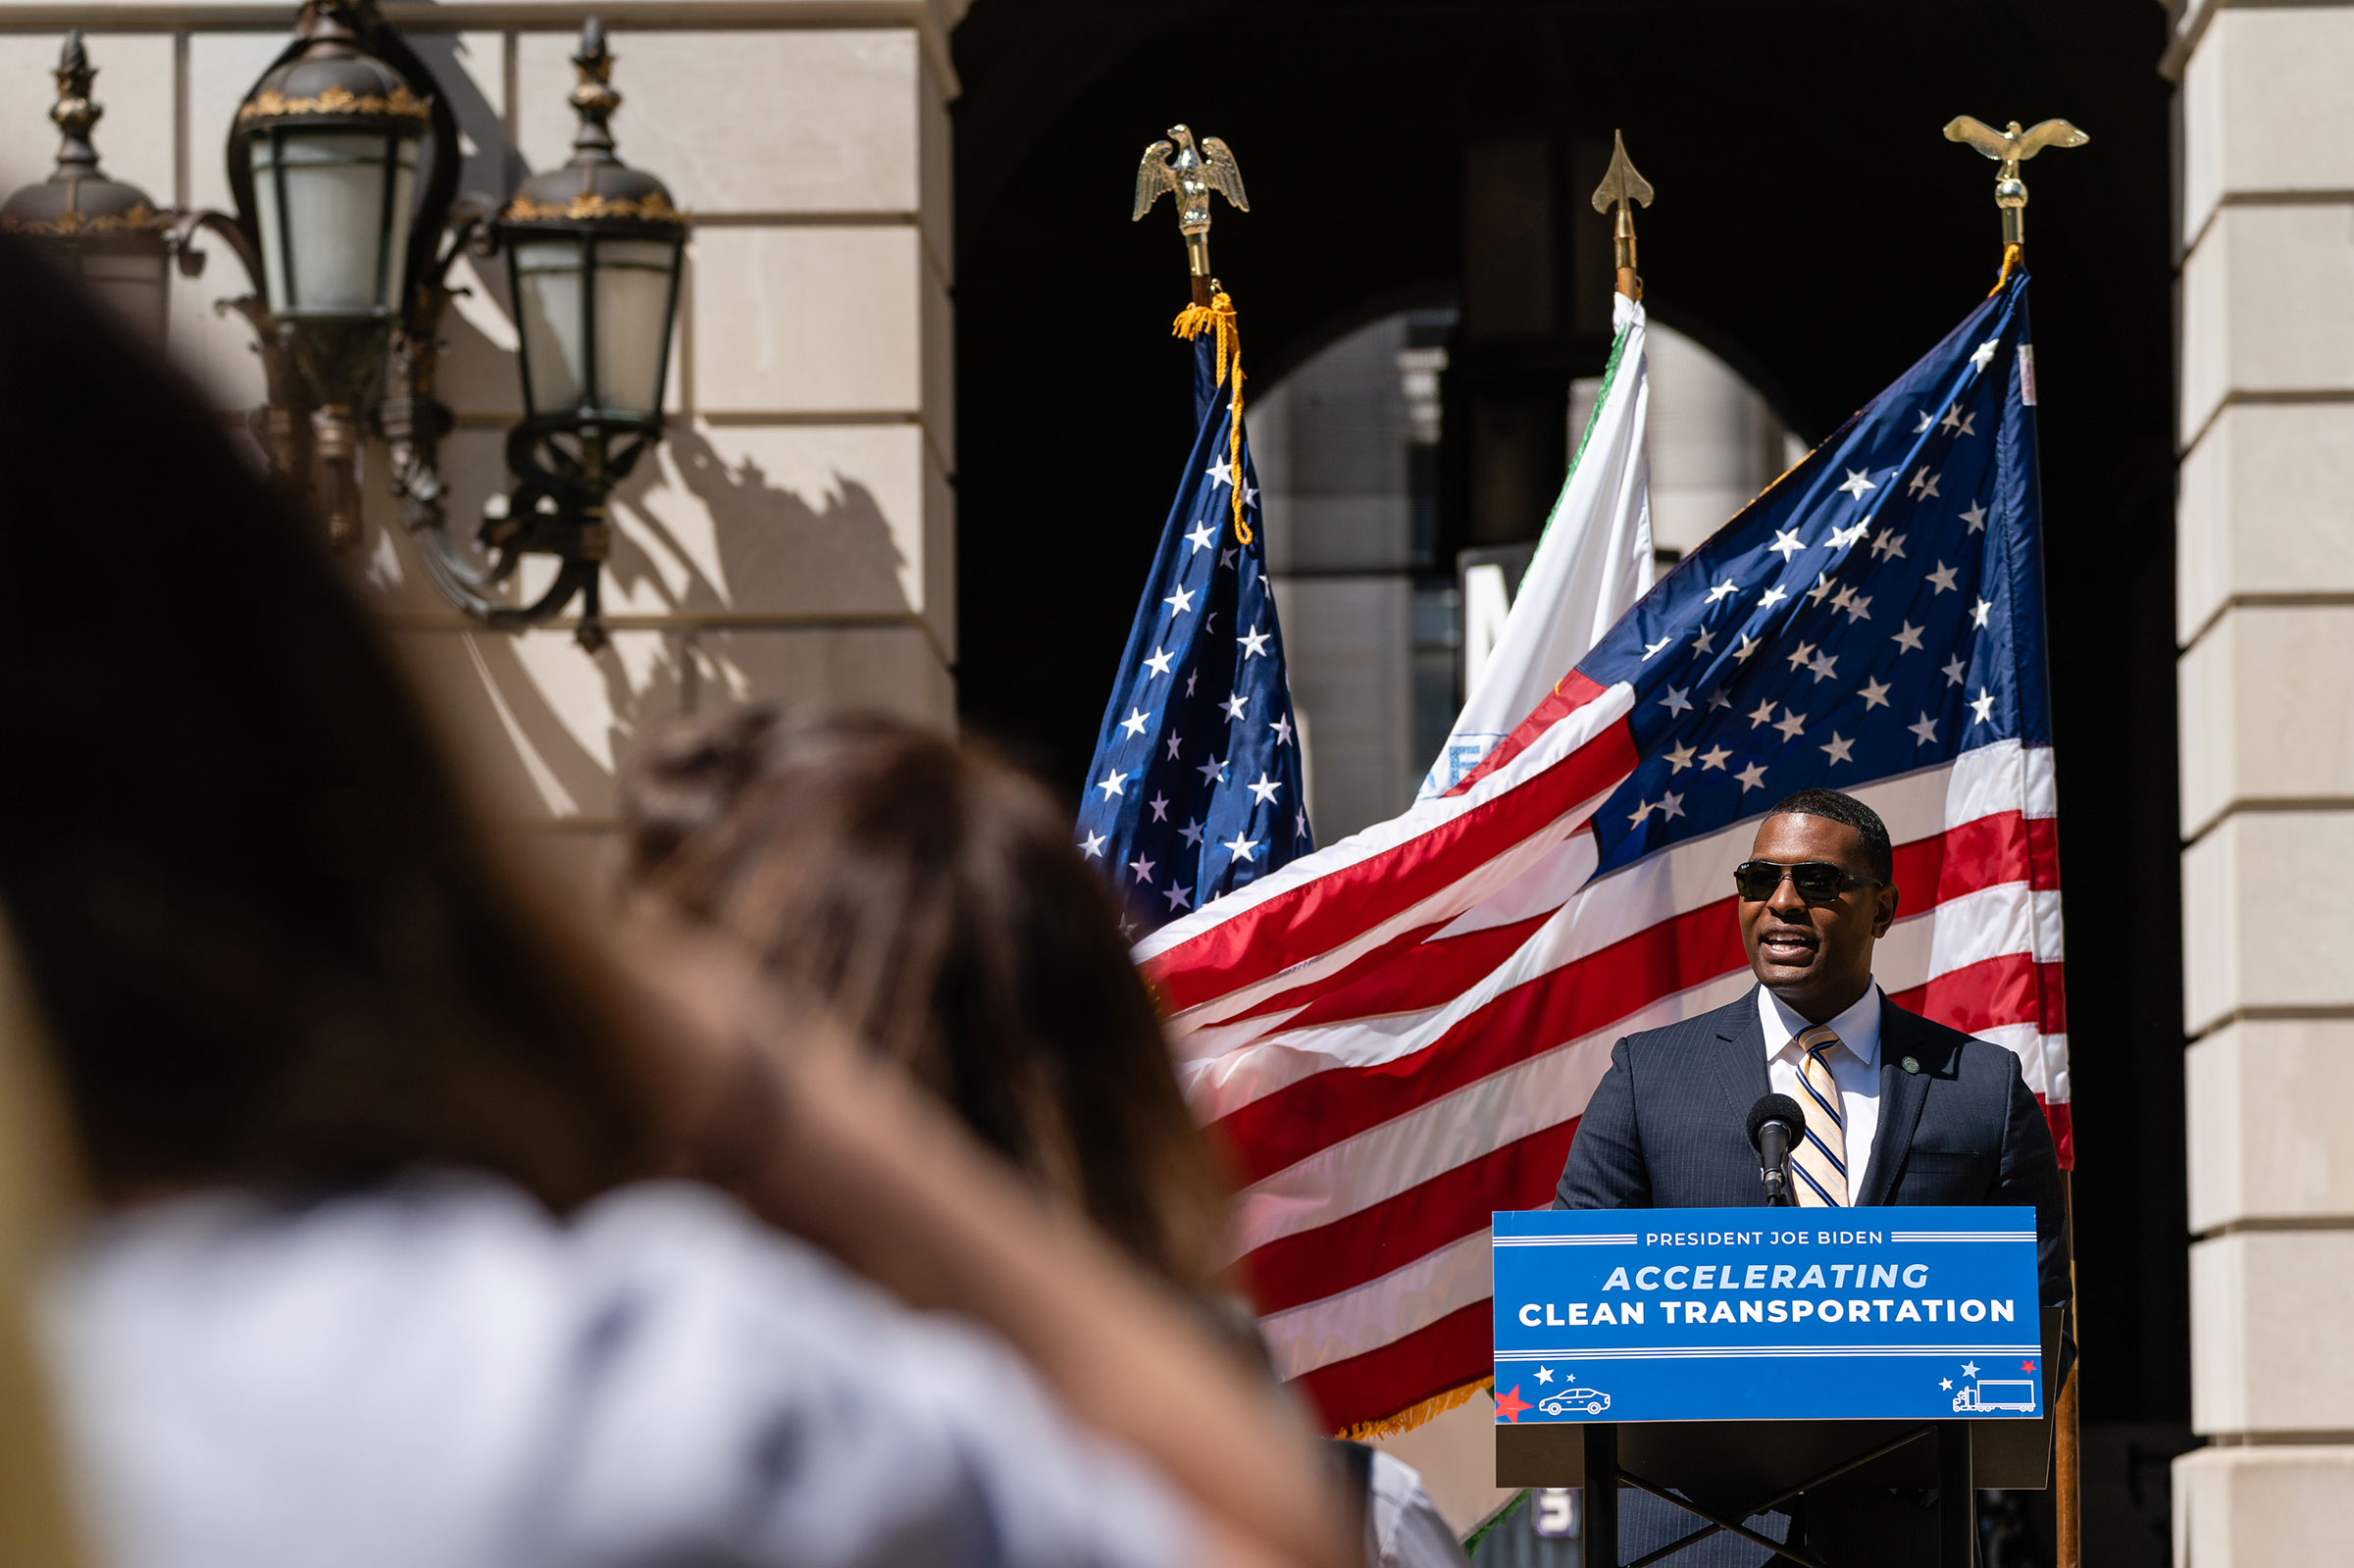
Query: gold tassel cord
1992 241 2022 294
1334 1376 1493 1442
1171 291 1253 544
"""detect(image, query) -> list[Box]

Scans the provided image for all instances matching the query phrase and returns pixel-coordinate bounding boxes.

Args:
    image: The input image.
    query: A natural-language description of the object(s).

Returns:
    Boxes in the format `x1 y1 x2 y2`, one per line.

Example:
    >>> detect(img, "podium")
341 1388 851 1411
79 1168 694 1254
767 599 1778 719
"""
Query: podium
1492 1207 2053 1567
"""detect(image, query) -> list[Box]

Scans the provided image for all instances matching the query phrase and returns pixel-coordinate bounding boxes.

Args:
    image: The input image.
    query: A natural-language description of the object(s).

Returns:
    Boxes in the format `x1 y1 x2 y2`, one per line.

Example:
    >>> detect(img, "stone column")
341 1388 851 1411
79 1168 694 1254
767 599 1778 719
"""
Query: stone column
0 0 961 885
2171 4 2354 1557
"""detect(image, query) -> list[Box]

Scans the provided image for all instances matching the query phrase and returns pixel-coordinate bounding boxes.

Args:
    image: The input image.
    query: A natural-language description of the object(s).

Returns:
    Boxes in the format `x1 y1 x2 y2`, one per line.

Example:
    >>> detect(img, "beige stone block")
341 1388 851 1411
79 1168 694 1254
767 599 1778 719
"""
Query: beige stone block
394 626 682 822
2181 812 2354 1034
0 32 174 208
2183 11 2354 244
1274 575 1414 837
685 625 952 730
2178 404 2354 643
686 225 929 416
2179 606 2354 837
2179 204 2354 439
186 32 299 219
2189 1020 2354 1234
605 421 948 638
2175 1445 2354 1567
2191 1230 2354 1435
516 29 926 218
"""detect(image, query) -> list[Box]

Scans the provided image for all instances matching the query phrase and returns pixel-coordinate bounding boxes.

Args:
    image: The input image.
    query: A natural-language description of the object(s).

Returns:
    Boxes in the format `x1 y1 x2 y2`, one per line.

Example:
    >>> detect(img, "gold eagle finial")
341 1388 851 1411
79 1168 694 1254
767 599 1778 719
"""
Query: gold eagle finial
1943 116 2088 250
1134 124 1248 293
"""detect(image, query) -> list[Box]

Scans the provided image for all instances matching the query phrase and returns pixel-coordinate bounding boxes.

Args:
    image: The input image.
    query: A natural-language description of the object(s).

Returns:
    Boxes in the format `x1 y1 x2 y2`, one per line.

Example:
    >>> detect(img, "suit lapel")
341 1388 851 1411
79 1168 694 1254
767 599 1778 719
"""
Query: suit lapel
1855 995 1932 1205
1711 987 1774 1130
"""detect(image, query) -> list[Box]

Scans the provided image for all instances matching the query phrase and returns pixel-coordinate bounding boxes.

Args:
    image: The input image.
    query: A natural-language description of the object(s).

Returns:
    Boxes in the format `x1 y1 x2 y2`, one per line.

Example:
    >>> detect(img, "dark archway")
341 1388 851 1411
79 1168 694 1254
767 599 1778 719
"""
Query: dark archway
954 3 2185 1547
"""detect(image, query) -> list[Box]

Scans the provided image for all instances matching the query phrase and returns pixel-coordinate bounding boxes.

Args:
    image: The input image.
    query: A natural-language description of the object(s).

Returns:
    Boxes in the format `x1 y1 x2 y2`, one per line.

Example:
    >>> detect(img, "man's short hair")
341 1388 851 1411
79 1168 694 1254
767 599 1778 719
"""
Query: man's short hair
1765 788 1894 884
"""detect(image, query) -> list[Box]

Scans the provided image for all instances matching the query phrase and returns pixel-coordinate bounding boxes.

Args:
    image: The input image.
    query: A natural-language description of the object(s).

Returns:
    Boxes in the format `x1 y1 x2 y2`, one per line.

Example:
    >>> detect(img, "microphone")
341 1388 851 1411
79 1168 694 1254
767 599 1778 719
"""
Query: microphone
1747 1093 1807 1208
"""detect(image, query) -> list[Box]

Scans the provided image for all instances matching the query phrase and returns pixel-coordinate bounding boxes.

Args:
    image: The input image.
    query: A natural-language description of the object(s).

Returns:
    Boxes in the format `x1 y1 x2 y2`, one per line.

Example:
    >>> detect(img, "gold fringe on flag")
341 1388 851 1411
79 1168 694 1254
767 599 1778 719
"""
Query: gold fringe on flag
1172 290 1253 544
1334 1376 1493 1442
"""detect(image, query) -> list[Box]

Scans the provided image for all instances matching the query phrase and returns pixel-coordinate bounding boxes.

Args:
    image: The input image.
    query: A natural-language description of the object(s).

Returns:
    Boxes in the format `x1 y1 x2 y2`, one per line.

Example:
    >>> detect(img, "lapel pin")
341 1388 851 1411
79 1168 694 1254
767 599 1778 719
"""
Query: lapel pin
1901 1055 1921 1075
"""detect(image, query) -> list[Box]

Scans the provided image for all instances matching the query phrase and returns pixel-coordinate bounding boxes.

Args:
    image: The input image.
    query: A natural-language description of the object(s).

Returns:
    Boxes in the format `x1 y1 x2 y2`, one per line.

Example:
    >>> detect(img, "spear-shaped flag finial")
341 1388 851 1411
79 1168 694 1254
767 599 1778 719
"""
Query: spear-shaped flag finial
1590 129 1654 300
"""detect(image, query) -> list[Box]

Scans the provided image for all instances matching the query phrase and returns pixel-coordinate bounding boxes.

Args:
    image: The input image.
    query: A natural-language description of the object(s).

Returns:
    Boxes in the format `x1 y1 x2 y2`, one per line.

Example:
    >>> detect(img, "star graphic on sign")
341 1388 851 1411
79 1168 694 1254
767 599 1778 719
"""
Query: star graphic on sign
1759 584 1789 609
1164 583 1196 615
1870 530 1907 562
1748 698 1778 729
1164 732 1185 761
1772 708 1807 742
1769 528 1807 561
1096 770 1128 799
1915 409 1936 435
1942 654 1969 687
1247 772 1281 805
1907 465 1941 501
1970 596 1994 628
1859 677 1892 711
1162 883 1193 912
1147 792 1171 822
1079 831 1106 859
1221 831 1261 863
1206 456 1234 488
1940 1378 1955 1391
1535 1366 1556 1386
1892 622 1925 653
1960 501 1988 533
1658 791 1686 821
1120 707 1150 737
1196 753 1227 784
1268 714 1295 746
2022 1360 2037 1373
1737 762 1769 792
1238 624 1271 659
1699 744 1732 771
1665 742 1697 774
1222 691 1250 721
1837 468 1878 501
1661 685 1693 716
1821 732 1856 765
1691 626 1716 655
1786 641 1817 672
1144 647 1174 678
1184 520 1217 553
1970 687 1997 726
1494 1385 1532 1425
1179 818 1205 847
1844 594 1872 623
1926 561 1960 594
1643 633 1676 661
1962 1360 1980 1378
1910 713 1940 746
1706 578 1741 604
1970 337 1999 372
1128 854 1155 885
1809 650 1839 682
1733 633 1761 662
1219 546 1238 571
1829 519 1872 549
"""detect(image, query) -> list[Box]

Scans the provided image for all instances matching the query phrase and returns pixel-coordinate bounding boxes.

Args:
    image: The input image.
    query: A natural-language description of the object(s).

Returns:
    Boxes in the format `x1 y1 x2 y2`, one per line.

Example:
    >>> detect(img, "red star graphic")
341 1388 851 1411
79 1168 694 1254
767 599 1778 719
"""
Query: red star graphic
2021 1360 2037 1373
1494 1385 1532 1425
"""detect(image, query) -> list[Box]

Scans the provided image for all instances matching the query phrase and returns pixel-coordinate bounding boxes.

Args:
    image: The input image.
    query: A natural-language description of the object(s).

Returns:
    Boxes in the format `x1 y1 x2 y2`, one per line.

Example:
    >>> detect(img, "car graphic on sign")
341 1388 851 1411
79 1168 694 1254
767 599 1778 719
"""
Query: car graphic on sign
1952 1379 2036 1414
1538 1387 1612 1416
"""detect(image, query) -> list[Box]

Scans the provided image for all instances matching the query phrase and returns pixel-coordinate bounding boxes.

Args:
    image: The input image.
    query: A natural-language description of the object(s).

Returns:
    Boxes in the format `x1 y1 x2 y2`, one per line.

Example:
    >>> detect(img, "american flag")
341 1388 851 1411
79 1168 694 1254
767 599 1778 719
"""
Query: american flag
1135 272 2070 1435
1078 298 1312 934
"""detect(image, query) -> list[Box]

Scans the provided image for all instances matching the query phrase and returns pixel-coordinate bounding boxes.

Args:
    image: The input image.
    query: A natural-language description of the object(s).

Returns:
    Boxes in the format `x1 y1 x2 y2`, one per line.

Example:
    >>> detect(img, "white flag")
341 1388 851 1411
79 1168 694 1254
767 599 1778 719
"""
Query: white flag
1418 291 1654 797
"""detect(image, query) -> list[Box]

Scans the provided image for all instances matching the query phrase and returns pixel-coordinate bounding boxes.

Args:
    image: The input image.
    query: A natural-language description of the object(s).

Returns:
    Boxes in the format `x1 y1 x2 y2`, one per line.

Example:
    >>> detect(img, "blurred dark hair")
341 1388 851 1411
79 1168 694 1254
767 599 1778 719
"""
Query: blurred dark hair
621 705 1228 1286
1766 787 1894 883
0 235 655 1208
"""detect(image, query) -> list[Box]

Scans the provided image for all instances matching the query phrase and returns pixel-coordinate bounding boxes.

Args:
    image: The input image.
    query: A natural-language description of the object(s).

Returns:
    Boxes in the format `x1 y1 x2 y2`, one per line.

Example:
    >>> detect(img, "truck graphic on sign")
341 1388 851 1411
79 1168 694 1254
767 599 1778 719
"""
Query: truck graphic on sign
1952 1379 2036 1414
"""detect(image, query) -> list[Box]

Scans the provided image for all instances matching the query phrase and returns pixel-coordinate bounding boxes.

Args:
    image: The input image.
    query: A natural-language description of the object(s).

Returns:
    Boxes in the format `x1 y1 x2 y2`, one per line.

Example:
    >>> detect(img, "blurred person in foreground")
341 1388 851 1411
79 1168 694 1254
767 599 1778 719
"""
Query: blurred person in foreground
0 232 1353 1568
619 707 1468 1568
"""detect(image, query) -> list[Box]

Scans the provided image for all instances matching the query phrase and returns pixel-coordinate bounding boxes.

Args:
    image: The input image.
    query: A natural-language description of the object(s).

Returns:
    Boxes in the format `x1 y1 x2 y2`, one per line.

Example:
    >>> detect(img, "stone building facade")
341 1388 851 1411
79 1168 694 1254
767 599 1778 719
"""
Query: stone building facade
2169 2 2354 1558
0 0 965 886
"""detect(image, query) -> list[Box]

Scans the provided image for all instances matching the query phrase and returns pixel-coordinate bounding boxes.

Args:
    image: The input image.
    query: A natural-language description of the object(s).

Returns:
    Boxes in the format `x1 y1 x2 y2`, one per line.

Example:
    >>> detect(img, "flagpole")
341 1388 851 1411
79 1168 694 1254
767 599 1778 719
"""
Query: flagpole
1590 129 1653 302
1944 110 2088 1568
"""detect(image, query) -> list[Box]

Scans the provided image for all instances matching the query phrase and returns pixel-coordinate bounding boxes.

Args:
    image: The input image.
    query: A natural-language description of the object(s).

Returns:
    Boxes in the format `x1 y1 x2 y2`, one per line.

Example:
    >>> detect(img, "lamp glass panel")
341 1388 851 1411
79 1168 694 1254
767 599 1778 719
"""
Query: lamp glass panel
513 238 587 414
589 238 678 416
78 251 169 345
252 131 418 313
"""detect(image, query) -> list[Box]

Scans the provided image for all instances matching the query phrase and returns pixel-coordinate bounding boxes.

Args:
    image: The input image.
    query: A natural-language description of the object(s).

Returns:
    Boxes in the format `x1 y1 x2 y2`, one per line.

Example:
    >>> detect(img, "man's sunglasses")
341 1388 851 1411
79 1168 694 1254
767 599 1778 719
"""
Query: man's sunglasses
1732 859 1885 903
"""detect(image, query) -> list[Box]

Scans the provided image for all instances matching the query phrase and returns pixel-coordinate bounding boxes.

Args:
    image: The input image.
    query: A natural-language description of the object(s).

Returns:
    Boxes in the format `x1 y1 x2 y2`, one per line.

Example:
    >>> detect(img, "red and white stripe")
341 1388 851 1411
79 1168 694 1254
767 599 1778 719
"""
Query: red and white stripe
1138 676 2070 1434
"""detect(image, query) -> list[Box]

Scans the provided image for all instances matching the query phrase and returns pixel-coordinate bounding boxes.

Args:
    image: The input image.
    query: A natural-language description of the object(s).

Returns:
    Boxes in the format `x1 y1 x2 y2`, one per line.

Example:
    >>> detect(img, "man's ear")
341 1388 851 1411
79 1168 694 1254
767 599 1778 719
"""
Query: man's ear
1872 884 1900 937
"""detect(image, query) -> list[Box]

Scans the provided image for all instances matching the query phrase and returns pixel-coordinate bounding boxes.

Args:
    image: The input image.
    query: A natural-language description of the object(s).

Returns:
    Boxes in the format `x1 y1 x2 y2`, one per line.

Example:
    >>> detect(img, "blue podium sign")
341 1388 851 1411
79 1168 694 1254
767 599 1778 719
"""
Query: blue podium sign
1492 1207 2043 1425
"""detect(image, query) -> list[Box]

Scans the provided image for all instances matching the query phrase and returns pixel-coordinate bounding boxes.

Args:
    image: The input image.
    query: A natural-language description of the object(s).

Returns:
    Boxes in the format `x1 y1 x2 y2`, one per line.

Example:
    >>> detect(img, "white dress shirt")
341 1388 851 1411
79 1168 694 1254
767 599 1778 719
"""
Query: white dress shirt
1758 982 1884 1199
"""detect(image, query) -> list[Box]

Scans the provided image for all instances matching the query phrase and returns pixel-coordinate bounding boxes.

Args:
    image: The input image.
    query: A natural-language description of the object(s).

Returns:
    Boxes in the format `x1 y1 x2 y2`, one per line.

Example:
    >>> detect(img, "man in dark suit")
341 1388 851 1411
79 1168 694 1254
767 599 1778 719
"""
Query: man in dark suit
1555 786 2070 1566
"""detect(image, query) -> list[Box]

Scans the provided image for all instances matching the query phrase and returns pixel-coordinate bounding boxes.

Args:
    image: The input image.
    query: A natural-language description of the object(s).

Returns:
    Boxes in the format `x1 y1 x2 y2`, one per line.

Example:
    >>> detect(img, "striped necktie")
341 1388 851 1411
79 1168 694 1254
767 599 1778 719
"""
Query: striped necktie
1788 1025 1850 1207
